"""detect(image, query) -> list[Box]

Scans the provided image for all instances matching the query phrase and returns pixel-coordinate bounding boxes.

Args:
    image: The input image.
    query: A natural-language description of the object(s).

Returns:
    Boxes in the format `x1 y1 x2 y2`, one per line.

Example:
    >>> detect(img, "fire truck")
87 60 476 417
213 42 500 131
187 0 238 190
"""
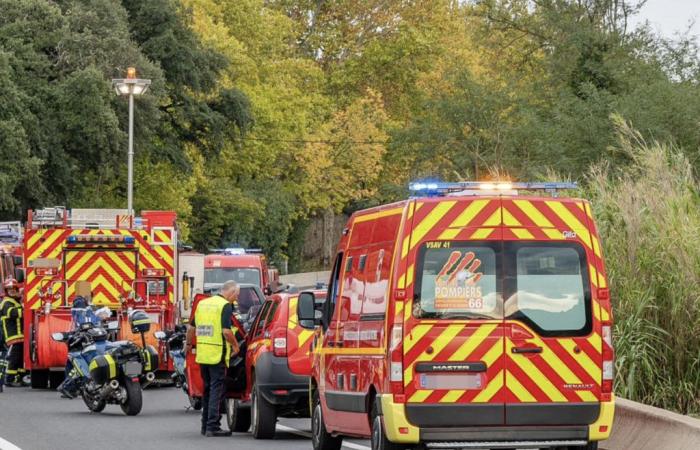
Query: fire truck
205 248 280 295
22 208 180 389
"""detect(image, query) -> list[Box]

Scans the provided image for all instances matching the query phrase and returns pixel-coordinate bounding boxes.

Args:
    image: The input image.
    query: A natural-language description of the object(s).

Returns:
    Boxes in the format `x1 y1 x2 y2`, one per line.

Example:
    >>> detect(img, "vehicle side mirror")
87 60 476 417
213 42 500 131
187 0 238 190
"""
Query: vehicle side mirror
51 332 65 342
297 292 318 329
263 287 272 296
154 331 166 340
14 268 25 284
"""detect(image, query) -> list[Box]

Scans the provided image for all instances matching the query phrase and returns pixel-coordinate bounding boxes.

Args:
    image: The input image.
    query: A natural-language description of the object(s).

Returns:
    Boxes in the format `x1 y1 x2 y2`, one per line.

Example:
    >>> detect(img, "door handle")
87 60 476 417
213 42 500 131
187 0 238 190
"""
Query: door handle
328 341 344 347
512 346 543 354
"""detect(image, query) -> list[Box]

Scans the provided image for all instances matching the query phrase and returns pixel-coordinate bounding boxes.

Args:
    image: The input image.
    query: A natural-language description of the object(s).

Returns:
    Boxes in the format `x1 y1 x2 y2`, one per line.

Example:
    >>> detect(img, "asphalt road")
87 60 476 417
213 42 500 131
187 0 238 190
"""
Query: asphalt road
0 386 370 450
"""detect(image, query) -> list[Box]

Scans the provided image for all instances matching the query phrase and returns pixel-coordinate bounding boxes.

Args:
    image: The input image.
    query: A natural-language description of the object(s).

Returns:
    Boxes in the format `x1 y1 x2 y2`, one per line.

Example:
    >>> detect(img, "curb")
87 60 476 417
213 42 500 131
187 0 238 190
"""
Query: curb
605 398 700 450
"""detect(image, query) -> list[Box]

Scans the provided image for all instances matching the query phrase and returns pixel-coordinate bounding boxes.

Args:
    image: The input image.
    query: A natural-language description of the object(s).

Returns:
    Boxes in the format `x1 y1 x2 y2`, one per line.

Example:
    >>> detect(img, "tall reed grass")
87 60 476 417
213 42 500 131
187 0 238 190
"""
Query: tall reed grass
585 117 700 414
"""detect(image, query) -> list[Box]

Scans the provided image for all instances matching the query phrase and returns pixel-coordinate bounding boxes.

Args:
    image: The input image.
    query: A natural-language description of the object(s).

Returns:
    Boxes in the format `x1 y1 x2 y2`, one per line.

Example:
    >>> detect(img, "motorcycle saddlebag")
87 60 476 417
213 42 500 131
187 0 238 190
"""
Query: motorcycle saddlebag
89 354 117 385
140 345 159 373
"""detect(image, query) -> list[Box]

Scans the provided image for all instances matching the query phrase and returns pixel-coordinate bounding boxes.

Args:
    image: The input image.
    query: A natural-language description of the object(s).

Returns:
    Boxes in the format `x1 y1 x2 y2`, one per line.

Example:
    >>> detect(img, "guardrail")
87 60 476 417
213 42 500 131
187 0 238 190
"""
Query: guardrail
605 398 700 450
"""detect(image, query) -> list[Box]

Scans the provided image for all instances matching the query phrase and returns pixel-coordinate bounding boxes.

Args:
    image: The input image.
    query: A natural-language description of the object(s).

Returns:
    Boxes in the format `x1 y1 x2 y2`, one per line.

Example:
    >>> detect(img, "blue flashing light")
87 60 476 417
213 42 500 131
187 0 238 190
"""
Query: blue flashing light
124 236 135 244
408 181 578 197
67 235 78 244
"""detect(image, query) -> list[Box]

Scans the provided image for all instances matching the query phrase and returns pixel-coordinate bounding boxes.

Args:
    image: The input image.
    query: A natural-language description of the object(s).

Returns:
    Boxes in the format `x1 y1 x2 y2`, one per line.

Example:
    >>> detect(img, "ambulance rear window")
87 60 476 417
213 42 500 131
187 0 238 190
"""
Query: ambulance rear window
414 242 500 320
508 244 591 336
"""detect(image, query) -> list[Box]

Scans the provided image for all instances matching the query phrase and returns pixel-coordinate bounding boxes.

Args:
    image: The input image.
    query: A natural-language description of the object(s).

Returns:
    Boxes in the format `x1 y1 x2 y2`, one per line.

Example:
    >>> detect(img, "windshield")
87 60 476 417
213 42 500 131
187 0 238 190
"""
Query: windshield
205 268 261 287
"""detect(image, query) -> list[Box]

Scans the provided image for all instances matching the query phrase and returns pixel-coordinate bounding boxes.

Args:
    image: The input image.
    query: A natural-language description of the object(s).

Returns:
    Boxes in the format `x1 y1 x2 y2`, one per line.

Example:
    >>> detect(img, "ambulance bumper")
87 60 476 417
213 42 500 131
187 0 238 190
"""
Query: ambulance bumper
378 395 615 445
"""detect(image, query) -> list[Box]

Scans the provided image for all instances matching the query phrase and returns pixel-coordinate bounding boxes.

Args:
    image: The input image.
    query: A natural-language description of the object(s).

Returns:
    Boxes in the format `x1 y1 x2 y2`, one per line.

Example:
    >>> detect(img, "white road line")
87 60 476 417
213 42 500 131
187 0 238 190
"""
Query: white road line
0 436 22 450
276 425 371 450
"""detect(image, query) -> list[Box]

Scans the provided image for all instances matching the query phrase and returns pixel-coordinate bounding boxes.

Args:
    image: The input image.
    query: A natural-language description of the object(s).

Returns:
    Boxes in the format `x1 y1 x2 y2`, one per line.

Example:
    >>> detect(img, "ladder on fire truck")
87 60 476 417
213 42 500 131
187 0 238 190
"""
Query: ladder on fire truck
0 221 22 245
29 207 138 230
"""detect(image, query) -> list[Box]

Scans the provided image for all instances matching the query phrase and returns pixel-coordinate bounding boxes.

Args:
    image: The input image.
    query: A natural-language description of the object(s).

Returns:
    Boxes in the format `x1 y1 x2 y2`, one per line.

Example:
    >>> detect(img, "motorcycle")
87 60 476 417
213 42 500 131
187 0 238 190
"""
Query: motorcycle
52 310 159 416
154 324 200 409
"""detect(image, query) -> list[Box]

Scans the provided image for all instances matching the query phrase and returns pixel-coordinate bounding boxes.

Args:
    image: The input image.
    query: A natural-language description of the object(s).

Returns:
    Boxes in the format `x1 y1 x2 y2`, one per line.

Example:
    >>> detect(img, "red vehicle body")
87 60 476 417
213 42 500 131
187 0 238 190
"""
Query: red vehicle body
22 208 180 389
298 182 615 450
204 251 279 295
184 289 325 438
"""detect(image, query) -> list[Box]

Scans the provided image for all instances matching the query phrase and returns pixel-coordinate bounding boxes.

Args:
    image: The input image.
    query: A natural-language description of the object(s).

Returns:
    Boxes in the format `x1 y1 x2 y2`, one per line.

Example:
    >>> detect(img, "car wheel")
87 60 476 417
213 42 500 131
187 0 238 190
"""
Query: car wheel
371 403 404 450
251 377 277 439
227 398 251 432
311 390 342 450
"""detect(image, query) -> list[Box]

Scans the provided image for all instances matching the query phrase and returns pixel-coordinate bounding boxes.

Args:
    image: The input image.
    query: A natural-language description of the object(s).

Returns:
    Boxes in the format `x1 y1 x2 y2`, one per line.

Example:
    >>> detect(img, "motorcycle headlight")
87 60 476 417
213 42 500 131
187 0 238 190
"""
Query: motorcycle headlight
123 361 143 377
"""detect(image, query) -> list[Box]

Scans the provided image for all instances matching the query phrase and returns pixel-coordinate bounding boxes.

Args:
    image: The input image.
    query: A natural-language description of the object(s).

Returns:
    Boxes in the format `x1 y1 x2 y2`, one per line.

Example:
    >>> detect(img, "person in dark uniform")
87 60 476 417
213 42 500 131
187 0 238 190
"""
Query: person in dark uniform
184 280 241 437
0 278 24 387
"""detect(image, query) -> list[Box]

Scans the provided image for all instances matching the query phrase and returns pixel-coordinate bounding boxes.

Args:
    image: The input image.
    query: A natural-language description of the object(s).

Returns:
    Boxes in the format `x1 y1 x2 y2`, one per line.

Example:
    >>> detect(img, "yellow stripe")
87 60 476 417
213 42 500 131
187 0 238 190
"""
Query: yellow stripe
403 324 433 354
559 339 601 384
29 230 64 259
318 348 385 355
298 329 314 348
523 336 584 387
406 325 463 385
408 390 432 403
401 236 410 260
589 264 599 288
473 369 504 402
506 370 537 402
506 339 567 402
394 301 404 319
405 264 415 287
501 208 521 227
513 200 554 227
546 201 598 256
587 333 602 353
448 324 498 361
543 228 564 240
397 273 406 289
577 390 598 402
437 228 460 240
354 207 404 224
408 201 457 251
439 390 464 403
404 301 412 321
65 251 96 279
512 228 534 239
483 208 501 227
470 228 495 240
448 200 490 228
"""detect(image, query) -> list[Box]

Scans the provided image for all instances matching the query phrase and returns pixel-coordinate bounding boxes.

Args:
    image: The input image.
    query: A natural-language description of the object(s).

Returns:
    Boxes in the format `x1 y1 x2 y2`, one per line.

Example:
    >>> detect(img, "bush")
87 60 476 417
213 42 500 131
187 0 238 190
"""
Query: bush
586 117 700 414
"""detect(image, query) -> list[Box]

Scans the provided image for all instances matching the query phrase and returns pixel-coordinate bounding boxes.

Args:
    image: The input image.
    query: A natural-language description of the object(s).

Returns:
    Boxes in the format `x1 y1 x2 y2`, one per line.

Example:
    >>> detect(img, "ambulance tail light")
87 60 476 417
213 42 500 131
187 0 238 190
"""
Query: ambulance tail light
389 323 404 401
273 330 287 357
601 321 614 401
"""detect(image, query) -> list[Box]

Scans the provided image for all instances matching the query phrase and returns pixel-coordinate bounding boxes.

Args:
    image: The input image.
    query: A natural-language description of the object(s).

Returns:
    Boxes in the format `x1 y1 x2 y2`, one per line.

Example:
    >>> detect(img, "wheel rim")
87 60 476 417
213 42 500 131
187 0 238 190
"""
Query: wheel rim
252 389 258 433
312 404 322 448
371 416 381 450
227 399 235 425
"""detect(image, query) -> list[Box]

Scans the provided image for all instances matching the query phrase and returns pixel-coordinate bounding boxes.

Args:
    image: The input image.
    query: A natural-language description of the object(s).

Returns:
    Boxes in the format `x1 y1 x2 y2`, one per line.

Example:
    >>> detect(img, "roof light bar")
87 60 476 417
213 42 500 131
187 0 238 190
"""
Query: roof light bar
409 181 578 196
67 235 136 244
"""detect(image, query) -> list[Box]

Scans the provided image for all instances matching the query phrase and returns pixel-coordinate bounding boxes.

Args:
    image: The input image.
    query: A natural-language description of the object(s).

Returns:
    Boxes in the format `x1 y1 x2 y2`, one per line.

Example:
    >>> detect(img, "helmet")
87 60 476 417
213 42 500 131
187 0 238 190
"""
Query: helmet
87 326 108 342
3 278 18 290
72 296 88 309
129 310 151 333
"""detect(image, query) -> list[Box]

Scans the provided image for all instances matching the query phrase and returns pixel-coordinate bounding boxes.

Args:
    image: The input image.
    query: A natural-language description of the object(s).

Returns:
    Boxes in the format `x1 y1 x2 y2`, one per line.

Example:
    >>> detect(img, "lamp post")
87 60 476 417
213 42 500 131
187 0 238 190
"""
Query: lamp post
112 67 151 216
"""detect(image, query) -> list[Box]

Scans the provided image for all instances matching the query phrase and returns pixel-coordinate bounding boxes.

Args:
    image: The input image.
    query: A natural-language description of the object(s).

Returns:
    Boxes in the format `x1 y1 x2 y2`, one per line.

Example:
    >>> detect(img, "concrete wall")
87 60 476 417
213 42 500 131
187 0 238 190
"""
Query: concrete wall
279 271 331 289
605 398 700 450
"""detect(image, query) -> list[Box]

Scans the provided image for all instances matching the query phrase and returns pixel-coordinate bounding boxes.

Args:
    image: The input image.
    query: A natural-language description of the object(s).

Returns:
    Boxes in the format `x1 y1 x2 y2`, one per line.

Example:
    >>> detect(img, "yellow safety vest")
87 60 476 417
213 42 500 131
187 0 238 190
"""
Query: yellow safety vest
0 297 23 344
194 295 231 367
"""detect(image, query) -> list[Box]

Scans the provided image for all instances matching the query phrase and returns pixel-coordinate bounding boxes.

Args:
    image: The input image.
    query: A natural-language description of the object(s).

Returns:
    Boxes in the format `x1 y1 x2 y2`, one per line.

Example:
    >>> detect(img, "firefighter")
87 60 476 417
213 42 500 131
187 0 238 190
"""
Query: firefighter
184 280 241 437
0 278 24 387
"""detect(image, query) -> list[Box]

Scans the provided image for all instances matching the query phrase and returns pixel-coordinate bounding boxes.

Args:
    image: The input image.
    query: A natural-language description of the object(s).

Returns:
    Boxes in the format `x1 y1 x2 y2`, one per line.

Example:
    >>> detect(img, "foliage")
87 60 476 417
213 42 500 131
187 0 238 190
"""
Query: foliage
586 117 700 414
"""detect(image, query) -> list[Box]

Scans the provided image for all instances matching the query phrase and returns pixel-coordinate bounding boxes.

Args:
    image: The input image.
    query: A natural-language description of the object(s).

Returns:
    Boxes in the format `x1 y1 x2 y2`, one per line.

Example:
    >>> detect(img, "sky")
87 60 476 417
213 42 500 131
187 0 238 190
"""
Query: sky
631 0 700 38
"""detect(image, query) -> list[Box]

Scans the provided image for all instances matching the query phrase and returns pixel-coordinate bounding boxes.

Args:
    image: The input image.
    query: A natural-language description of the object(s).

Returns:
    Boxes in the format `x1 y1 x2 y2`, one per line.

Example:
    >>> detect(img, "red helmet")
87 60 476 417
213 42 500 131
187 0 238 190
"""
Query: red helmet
3 278 18 290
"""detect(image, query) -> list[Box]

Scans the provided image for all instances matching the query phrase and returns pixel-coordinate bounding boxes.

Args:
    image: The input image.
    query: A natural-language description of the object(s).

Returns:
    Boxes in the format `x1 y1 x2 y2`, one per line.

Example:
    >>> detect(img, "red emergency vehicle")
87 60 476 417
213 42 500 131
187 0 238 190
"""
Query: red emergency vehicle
205 248 280 295
298 182 615 450
0 222 24 289
22 208 180 388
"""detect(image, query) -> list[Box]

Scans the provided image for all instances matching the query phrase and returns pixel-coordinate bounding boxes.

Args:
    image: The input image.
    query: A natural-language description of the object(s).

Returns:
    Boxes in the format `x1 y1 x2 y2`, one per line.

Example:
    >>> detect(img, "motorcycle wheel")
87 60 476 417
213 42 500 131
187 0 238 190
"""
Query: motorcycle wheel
82 390 106 413
189 395 202 410
120 378 143 416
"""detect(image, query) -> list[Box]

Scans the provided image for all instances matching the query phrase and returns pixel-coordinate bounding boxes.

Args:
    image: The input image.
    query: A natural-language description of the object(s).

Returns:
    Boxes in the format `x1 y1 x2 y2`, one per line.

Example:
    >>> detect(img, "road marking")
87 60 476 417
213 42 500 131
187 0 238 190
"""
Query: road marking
277 425 370 450
0 436 22 450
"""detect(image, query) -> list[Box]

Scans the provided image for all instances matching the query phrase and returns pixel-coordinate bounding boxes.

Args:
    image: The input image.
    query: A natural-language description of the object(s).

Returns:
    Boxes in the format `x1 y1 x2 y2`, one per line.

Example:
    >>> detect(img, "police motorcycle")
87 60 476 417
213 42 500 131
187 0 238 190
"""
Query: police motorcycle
52 307 159 416
154 324 196 408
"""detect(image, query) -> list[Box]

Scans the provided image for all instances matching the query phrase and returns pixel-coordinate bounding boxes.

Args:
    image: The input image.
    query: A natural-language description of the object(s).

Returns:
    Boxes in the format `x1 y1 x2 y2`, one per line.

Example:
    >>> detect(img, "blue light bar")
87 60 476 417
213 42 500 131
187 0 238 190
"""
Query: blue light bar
67 235 136 244
408 181 578 196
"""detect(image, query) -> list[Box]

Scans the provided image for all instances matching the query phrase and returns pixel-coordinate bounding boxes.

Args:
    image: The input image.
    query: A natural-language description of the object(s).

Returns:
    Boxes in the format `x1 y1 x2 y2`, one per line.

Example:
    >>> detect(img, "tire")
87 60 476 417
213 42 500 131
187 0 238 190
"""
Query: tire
189 395 202 410
251 377 277 439
227 398 251 432
371 403 404 450
82 390 106 413
311 390 342 450
120 378 143 416
30 369 49 389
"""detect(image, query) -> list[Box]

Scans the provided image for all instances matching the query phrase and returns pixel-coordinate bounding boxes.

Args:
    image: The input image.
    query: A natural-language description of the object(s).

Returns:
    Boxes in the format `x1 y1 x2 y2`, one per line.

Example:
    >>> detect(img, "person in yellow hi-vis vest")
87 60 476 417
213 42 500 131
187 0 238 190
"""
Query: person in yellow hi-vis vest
1 278 24 388
185 280 241 437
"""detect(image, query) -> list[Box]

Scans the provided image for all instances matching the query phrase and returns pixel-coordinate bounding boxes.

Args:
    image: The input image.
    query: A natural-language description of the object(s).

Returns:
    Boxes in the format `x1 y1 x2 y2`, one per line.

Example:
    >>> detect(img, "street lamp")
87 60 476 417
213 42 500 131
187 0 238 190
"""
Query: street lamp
112 67 151 216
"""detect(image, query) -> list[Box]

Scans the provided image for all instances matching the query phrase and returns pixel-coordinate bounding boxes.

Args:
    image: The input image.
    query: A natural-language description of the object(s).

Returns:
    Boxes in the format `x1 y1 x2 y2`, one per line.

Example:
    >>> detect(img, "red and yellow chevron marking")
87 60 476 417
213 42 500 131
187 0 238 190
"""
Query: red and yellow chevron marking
24 228 177 309
288 296 315 354
388 195 608 406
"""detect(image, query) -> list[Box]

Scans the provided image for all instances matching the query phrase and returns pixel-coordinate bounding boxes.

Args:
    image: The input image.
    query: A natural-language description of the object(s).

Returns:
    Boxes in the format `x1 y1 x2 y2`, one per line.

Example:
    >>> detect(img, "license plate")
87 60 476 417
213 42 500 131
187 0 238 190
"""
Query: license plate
419 373 483 390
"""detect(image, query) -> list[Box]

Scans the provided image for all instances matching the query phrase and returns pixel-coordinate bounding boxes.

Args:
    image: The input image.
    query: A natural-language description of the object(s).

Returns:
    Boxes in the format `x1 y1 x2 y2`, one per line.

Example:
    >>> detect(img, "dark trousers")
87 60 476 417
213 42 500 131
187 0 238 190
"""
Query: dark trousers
200 362 226 432
6 343 23 382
